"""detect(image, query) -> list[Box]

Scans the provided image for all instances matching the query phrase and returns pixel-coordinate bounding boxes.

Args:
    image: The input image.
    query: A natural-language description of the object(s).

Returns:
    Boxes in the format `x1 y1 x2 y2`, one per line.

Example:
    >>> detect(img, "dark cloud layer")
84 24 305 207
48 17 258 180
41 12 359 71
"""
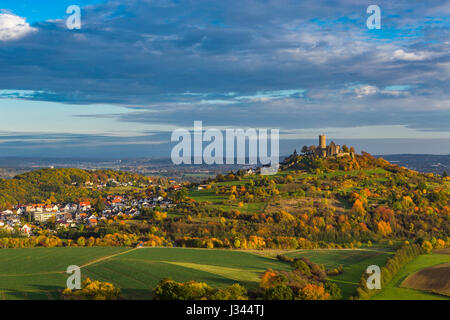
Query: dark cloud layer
0 0 449 156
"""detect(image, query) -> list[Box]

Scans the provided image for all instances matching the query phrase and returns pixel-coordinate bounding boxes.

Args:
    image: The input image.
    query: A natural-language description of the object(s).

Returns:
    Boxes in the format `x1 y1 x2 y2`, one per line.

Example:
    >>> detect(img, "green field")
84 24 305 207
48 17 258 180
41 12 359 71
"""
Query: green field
372 252 450 300
1 247 446 300
0 247 290 300
285 248 393 299
188 189 266 214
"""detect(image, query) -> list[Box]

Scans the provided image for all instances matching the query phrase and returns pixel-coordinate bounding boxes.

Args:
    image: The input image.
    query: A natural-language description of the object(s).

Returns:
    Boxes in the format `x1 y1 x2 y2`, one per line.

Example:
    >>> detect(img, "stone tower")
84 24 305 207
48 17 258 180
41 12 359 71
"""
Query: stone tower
319 135 326 149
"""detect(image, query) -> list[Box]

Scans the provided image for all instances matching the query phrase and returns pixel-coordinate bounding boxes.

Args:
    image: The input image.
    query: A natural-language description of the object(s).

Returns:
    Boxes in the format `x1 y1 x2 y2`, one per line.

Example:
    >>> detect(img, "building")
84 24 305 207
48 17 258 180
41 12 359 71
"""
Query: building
313 135 352 158
21 224 31 236
33 212 56 223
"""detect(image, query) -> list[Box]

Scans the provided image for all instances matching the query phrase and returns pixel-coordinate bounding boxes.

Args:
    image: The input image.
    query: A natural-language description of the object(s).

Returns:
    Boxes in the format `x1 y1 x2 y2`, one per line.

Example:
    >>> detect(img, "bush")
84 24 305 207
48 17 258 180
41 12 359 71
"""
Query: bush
276 254 294 263
264 285 294 300
153 278 213 300
297 284 330 300
291 259 311 276
63 278 120 300
153 278 247 300
211 284 248 300
324 282 342 300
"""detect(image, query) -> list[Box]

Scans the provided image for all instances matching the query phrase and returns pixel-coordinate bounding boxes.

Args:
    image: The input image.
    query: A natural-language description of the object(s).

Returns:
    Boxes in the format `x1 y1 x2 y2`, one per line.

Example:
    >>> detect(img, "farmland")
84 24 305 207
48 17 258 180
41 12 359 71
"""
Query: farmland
372 251 450 300
0 247 397 300
0 247 290 300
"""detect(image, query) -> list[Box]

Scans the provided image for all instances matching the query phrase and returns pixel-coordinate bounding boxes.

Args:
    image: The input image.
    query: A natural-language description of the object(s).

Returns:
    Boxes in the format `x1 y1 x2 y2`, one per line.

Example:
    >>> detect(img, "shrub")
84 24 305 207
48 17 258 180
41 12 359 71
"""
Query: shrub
264 285 294 300
63 278 120 300
291 259 311 276
297 284 329 300
324 282 342 300
211 284 248 300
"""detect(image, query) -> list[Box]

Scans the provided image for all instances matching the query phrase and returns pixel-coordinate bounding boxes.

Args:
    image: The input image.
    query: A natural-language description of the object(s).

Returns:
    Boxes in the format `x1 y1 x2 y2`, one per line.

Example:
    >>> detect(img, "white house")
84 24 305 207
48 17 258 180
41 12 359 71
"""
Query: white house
21 224 31 236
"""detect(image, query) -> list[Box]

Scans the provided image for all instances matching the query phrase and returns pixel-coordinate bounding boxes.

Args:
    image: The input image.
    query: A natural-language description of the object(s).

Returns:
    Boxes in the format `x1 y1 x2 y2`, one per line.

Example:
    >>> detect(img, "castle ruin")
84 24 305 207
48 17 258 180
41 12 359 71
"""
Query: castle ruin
314 135 352 158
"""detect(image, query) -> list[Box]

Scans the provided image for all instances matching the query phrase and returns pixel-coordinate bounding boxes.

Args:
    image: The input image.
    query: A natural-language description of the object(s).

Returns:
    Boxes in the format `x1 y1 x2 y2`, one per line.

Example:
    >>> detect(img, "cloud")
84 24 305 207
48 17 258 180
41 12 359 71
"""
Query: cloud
0 0 448 157
0 12 36 41
354 85 378 98
392 49 431 61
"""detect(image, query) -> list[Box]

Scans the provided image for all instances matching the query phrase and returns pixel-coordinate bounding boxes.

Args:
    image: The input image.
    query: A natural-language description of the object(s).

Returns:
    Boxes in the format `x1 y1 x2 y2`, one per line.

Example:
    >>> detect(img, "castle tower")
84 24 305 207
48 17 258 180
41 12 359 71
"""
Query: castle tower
319 135 326 149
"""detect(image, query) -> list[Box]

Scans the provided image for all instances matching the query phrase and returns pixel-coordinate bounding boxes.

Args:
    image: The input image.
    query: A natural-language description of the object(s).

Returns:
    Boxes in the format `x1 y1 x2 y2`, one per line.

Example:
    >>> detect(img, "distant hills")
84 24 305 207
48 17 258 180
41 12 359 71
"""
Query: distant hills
376 154 450 175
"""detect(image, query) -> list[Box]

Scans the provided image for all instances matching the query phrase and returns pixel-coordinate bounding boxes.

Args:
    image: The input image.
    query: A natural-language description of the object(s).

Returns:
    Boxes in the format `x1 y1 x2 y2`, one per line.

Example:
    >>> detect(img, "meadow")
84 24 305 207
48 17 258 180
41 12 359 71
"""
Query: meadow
372 251 450 300
0 247 289 300
284 248 393 299
1 246 447 300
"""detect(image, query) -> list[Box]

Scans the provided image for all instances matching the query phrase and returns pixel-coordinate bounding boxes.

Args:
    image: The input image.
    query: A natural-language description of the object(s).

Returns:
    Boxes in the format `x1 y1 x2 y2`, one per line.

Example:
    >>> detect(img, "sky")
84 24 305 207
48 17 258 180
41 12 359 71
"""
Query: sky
0 0 449 158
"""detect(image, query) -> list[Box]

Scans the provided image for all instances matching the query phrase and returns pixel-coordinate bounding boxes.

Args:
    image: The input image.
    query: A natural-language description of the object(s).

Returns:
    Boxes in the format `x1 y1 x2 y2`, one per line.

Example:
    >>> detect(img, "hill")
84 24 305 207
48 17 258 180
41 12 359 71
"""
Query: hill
0 168 155 209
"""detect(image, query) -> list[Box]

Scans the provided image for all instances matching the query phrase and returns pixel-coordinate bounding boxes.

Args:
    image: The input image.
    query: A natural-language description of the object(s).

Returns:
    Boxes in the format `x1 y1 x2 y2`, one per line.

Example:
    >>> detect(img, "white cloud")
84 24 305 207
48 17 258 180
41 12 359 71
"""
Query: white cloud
0 13 36 41
354 85 378 98
393 49 430 61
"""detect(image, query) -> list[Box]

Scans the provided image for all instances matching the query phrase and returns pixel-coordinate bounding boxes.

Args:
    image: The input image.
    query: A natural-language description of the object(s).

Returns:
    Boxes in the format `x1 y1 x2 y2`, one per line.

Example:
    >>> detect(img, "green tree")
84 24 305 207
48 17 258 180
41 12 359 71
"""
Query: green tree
211 284 248 300
324 282 342 300
292 259 311 276
264 285 294 300
77 236 86 247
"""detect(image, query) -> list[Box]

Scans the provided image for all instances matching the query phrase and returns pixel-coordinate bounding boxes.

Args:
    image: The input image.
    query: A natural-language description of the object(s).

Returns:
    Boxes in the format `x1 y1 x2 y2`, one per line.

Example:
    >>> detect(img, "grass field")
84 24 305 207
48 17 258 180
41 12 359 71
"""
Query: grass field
0 247 129 300
0 247 290 300
284 248 393 299
372 252 450 300
188 189 266 214
1 247 445 300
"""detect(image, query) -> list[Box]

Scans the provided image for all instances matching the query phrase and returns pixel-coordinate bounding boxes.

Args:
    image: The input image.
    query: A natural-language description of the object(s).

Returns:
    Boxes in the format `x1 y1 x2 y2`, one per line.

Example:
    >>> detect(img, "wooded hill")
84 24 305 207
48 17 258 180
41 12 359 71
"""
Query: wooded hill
0 168 154 209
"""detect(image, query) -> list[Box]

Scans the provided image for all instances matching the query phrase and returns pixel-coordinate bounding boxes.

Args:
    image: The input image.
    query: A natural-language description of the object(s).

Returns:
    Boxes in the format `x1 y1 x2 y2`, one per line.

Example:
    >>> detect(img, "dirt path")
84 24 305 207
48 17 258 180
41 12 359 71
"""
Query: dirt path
78 247 138 269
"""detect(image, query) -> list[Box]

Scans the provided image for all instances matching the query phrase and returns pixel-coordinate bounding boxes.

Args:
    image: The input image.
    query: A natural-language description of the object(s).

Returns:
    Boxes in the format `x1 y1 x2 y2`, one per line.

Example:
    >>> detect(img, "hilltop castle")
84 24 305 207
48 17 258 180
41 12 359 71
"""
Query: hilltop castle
304 135 353 158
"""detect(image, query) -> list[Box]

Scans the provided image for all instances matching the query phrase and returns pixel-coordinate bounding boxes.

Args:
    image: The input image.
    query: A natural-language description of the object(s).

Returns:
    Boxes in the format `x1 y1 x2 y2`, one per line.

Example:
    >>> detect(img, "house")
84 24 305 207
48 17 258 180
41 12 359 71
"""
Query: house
88 215 98 226
44 204 57 212
244 168 254 176
21 224 31 236
76 212 88 221
33 212 56 223
64 203 78 212
79 201 91 211
111 197 123 207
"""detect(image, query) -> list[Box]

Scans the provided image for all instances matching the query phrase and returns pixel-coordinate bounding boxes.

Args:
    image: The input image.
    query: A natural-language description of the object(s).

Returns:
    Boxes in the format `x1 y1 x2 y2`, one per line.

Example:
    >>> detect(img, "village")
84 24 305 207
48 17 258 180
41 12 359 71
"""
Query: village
0 179 180 237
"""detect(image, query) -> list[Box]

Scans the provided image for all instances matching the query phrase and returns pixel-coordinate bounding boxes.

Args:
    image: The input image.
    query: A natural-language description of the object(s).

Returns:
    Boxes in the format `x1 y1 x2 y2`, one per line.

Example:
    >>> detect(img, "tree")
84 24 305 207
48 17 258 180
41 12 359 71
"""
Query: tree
77 236 86 247
324 282 342 300
297 284 329 300
63 278 120 300
152 278 213 300
264 285 294 300
212 284 248 300
291 259 311 276
421 240 433 253
94 196 105 212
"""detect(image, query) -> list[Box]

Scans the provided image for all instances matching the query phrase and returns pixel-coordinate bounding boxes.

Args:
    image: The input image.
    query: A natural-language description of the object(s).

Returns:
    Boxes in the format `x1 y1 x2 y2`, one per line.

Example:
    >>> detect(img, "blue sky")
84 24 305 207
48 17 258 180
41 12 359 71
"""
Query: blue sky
0 0 449 157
